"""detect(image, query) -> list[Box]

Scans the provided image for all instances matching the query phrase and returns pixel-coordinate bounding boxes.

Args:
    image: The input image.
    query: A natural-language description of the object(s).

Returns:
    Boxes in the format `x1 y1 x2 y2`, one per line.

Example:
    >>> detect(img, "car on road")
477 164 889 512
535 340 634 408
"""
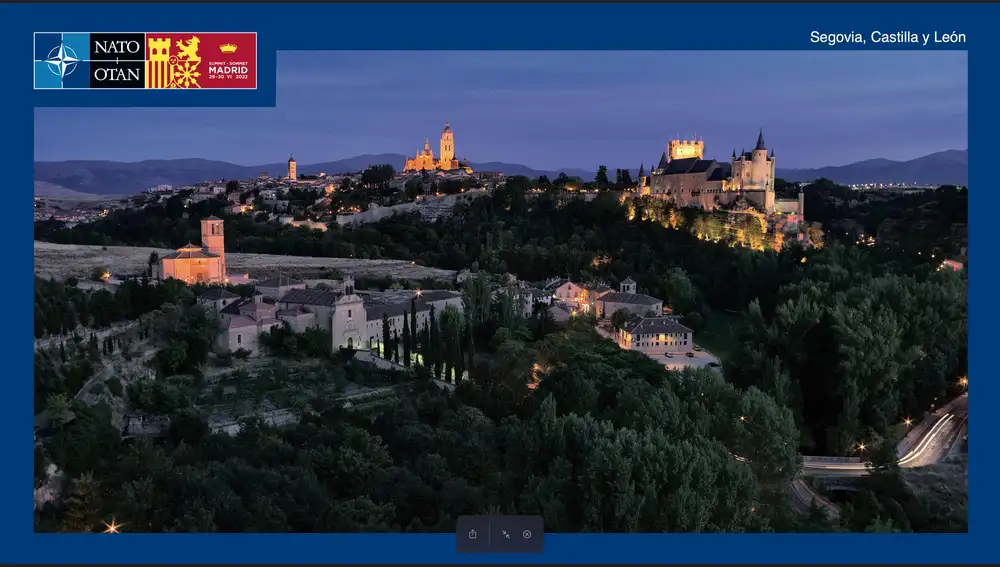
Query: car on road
693 346 703 352
664 352 673 358
708 362 720 368
685 352 695 358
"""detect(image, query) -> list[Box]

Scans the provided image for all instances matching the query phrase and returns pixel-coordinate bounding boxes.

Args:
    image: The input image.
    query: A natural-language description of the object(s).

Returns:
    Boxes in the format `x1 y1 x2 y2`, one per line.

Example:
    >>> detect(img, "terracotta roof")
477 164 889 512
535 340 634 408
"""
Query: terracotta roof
161 246 219 260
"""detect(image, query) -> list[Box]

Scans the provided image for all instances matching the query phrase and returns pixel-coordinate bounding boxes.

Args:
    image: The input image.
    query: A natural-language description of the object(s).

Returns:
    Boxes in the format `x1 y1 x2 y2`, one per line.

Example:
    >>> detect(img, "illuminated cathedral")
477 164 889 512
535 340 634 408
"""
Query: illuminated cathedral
403 122 473 174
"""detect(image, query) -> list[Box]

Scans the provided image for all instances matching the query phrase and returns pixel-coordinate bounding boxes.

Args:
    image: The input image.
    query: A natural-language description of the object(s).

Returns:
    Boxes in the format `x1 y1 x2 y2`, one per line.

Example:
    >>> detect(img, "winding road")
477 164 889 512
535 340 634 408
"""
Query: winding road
793 393 968 517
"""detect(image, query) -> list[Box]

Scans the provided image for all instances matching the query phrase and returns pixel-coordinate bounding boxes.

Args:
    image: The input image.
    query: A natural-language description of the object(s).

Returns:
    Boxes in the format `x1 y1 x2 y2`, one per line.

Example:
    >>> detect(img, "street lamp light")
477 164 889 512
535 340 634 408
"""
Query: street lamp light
904 418 912 426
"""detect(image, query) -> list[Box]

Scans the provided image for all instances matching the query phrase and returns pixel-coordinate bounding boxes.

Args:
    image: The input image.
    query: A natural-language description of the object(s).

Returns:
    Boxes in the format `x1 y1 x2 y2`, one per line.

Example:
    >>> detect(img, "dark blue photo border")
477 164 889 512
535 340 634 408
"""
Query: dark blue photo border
8 2 985 564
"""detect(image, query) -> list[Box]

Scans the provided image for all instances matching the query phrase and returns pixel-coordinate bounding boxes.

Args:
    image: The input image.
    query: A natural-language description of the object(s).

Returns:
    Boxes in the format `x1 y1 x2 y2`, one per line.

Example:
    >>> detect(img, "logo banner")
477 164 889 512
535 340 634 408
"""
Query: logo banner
33 32 257 90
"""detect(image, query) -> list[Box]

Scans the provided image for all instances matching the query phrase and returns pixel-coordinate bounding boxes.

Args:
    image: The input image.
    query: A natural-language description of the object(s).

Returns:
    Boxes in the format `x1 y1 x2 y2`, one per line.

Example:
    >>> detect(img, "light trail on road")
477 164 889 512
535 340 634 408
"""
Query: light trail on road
897 413 955 466
802 412 957 473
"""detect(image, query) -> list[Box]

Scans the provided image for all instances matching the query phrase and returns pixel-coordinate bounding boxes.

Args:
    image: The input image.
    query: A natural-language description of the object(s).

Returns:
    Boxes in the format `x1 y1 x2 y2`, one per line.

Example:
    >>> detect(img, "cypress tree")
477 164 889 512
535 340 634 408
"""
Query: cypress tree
428 306 439 379
410 298 418 351
420 321 429 368
381 312 391 359
402 310 412 367
392 329 400 364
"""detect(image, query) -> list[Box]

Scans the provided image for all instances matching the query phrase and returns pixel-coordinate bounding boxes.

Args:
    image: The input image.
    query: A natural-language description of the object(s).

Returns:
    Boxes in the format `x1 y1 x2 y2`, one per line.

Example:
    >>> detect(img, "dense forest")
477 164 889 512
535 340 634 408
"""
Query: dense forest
33 177 967 533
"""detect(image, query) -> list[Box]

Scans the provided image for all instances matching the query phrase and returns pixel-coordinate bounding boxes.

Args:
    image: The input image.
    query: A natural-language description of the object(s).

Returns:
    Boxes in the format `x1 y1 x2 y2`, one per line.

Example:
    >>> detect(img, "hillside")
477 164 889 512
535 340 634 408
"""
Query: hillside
777 150 967 186
33 181 102 200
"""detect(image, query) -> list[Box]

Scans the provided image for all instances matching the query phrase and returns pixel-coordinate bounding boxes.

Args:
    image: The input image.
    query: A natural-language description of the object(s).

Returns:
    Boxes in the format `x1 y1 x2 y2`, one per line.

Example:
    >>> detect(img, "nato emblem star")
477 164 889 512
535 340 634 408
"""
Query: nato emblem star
45 44 79 79
34 32 91 89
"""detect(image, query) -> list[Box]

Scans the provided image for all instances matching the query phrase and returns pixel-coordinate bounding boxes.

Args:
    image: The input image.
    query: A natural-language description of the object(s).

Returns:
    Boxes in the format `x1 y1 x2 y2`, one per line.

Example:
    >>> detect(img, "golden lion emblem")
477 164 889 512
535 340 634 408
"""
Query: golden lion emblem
175 36 201 63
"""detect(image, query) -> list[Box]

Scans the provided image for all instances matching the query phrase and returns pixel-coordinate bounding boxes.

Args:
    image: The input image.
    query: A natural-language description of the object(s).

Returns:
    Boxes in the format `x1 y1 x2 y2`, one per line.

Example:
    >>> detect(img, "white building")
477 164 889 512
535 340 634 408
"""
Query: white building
617 316 693 356
596 278 663 318
204 277 464 355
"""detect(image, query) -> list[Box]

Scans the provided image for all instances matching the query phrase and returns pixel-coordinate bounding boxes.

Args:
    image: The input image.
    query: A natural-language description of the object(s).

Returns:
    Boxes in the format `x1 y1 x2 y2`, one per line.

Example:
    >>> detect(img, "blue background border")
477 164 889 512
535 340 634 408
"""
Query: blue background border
8 2 985 564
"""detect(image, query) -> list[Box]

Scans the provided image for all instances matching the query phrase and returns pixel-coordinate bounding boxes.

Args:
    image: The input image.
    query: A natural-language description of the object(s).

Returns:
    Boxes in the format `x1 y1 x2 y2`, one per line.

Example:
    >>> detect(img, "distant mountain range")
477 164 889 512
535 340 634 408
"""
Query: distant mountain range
34 149 967 196
777 150 967 186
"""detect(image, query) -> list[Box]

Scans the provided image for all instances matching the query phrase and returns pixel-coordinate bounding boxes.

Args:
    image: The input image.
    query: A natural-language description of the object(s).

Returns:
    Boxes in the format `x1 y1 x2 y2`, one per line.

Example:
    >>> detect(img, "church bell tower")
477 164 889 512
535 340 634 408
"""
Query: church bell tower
201 216 226 280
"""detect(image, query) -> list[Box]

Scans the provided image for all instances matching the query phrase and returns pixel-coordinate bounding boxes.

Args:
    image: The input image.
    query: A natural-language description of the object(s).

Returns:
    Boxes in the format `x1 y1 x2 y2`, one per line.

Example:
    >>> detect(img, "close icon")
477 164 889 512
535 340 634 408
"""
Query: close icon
522 530 532 539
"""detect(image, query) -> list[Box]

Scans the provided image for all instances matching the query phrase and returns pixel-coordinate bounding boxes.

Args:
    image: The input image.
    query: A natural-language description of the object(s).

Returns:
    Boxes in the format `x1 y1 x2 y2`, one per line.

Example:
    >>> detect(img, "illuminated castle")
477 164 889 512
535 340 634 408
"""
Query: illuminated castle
403 122 473 174
636 130 796 216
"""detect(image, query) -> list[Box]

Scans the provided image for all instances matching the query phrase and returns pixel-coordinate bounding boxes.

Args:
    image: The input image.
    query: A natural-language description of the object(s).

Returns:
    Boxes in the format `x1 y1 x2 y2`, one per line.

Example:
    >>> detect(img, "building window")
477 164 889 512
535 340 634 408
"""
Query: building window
348 309 352 318
237 334 242 345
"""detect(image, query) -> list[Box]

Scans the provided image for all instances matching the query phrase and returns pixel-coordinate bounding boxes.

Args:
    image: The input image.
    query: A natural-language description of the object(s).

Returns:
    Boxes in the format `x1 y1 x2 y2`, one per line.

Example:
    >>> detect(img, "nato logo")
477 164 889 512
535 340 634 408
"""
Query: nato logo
34 33 91 89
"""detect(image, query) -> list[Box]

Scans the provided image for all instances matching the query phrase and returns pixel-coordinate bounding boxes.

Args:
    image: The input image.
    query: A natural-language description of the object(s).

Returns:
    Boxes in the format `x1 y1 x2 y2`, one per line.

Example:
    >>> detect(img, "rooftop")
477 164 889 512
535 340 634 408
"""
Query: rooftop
623 316 693 336
279 288 343 307
257 275 305 288
200 288 240 301
599 292 662 306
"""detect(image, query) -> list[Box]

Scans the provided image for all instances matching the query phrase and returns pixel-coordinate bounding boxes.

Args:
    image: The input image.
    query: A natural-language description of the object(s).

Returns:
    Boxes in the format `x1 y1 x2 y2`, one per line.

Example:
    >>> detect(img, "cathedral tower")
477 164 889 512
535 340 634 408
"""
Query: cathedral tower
201 216 226 279
440 122 455 165
287 155 297 181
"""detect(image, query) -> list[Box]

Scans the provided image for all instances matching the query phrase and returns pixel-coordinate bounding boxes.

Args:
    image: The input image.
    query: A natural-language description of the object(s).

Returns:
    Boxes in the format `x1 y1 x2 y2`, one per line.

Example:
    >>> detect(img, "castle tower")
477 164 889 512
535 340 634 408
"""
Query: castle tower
201 216 226 280
668 139 705 161
287 155 297 181
440 122 455 165
752 129 767 166
146 37 172 89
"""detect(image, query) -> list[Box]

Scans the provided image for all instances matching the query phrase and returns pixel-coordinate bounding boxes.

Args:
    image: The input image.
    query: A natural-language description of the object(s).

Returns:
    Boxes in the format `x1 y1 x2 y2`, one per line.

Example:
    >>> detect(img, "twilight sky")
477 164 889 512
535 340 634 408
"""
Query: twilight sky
34 51 967 170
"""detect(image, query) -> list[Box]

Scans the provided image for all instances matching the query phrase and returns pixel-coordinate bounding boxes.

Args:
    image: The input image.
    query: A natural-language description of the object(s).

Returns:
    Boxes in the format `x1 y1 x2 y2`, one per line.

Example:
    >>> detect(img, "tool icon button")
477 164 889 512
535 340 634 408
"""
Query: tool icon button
456 516 490 553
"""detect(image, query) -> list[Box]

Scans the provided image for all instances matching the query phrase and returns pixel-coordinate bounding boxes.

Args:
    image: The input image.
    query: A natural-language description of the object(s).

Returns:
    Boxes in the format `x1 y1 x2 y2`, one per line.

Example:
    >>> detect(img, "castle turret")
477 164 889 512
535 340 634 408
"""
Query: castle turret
287 155 296 181
657 150 669 170
637 163 649 194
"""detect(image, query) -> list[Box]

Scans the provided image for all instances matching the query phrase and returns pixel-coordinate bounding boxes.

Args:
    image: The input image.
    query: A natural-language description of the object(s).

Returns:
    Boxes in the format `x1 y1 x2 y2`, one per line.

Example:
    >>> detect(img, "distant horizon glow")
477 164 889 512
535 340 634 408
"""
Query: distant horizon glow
34 51 967 170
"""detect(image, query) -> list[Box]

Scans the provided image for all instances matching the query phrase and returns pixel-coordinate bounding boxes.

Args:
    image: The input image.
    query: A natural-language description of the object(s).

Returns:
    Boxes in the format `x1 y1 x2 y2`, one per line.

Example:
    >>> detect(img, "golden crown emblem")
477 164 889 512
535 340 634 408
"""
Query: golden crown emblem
219 43 238 53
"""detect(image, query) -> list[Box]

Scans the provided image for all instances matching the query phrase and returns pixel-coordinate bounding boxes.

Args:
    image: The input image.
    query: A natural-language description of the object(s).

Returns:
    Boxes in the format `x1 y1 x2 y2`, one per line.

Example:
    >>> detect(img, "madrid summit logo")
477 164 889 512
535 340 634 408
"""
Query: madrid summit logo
34 32 258 90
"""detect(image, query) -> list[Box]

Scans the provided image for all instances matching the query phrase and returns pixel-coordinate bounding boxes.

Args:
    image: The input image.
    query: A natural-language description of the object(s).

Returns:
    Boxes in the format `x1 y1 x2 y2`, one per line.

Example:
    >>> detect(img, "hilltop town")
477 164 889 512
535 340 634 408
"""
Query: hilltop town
32 122 968 536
